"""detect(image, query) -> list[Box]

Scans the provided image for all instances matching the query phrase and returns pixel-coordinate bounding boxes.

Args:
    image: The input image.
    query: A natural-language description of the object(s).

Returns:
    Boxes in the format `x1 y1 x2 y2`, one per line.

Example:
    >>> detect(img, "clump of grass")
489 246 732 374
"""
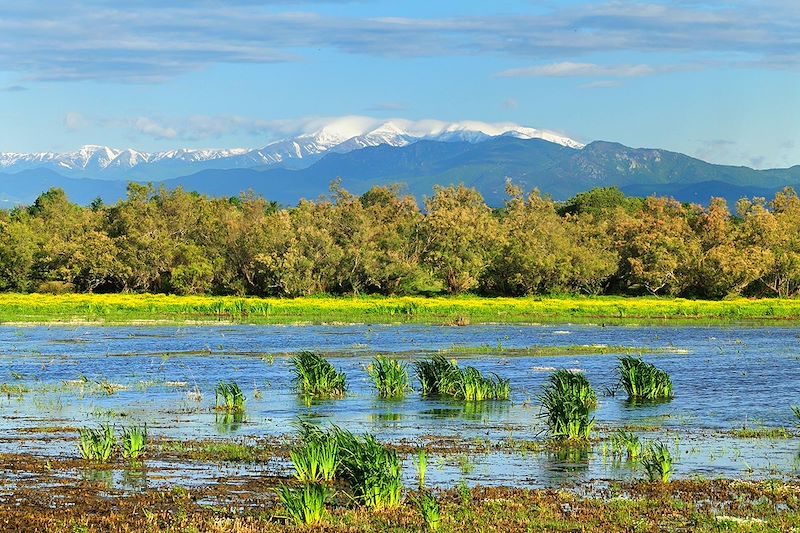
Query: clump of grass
609 429 642 461
792 405 800 424
277 483 329 526
214 382 245 412
121 425 147 460
416 448 427 489
367 355 411 399
290 438 339 484
300 423 402 509
414 490 441 531
618 356 673 401
78 424 115 462
414 355 509 401
641 441 673 483
291 351 347 399
540 370 596 442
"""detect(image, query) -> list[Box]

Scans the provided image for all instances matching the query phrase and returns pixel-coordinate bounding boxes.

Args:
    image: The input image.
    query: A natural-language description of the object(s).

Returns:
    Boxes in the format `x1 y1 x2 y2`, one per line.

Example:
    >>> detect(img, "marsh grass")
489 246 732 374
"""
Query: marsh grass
413 490 441 531
290 439 339 484
277 483 329 526
618 356 672 401
540 370 596 442
214 382 245 412
416 448 427 489
415 355 509 401
300 423 402 509
121 425 147 460
641 441 673 483
792 405 800 424
78 424 115 462
291 351 347 399
609 429 642 461
367 356 411 399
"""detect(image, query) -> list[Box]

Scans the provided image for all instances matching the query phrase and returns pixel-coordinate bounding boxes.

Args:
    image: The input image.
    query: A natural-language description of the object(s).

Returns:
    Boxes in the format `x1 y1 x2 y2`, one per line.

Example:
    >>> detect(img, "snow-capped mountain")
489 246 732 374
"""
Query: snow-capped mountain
0 120 583 180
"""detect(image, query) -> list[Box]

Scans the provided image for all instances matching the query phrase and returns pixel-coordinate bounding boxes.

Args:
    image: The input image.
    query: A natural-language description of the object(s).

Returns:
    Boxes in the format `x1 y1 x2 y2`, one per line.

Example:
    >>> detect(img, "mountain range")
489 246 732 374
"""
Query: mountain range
1 121 798 207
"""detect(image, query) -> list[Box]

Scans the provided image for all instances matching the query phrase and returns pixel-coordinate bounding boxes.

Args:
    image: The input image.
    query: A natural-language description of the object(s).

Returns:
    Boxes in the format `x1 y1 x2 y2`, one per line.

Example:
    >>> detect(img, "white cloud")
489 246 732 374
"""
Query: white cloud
64 111 89 131
496 62 661 78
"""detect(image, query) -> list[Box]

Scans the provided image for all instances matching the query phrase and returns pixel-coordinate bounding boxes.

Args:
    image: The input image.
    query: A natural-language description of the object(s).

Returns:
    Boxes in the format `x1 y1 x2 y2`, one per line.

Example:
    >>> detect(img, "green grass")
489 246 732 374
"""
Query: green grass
414 355 509 401
792 405 800 423
277 483 329 526
121 425 147 460
540 370 596 442
609 429 642 461
367 356 411 399
641 441 673 483
4 293 800 325
416 448 427 489
291 351 347 399
78 424 115 462
618 356 673 401
300 424 403 510
214 382 245 412
290 438 339 484
413 490 441 531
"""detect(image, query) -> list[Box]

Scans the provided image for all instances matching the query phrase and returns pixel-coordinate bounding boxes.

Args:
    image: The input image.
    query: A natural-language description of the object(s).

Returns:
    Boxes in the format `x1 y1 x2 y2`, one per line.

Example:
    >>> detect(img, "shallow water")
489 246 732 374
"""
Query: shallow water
0 323 798 490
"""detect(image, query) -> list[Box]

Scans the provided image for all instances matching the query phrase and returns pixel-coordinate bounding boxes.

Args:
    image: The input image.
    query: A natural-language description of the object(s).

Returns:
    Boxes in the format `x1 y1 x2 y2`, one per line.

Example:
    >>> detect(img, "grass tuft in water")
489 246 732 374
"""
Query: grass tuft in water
413 490 441 531
214 382 245 412
290 438 339 484
277 483 329 526
792 405 800 424
291 351 347 399
78 424 115 462
641 441 673 483
367 355 411 399
618 356 673 401
300 423 402 509
539 370 596 442
609 429 642 461
416 448 427 489
121 425 147 460
414 355 509 401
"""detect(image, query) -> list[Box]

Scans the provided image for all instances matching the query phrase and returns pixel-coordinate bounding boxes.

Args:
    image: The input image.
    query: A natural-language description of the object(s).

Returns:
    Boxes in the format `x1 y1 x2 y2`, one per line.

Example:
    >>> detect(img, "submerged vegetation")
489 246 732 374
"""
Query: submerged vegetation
291 351 347 399
618 356 673 401
367 356 411 399
414 355 509 401
540 370 596 441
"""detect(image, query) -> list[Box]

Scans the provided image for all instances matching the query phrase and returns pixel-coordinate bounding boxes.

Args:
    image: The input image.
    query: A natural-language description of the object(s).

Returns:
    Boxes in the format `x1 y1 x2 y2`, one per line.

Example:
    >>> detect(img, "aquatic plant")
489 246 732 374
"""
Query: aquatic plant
609 429 642 461
300 423 402 509
414 490 441 531
792 405 800 423
290 438 339 484
78 424 115 462
214 382 245 411
415 355 509 401
367 355 411 399
618 356 672 401
291 351 347 399
121 425 147 460
539 370 596 442
641 441 673 483
416 448 427 489
277 483 329 526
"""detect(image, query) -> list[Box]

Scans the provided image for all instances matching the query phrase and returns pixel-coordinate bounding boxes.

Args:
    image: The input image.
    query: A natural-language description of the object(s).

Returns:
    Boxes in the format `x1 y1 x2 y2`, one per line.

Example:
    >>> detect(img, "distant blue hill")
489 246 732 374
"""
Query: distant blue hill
3 137 799 207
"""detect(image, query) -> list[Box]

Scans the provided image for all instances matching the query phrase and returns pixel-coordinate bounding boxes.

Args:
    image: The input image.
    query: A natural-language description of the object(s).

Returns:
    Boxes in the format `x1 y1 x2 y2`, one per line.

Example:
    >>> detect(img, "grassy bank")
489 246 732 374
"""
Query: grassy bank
0 293 800 325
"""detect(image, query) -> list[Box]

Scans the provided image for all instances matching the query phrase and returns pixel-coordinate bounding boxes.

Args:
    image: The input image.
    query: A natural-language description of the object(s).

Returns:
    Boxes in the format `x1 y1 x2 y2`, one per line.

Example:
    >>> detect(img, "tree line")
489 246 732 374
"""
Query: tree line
1 181 799 298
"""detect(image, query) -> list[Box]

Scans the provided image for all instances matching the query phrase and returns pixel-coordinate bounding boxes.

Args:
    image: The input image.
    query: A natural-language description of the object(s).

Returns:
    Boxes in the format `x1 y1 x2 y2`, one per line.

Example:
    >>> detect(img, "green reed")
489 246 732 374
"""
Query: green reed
618 356 673 401
641 441 673 483
290 438 339 484
414 355 509 401
78 424 115 462
540 370 596 442
414 490 441 531
214 381 245 412
121 425 147 460
291 351 347 399
277 483 329 526
367 355 411 399
609 429 642 461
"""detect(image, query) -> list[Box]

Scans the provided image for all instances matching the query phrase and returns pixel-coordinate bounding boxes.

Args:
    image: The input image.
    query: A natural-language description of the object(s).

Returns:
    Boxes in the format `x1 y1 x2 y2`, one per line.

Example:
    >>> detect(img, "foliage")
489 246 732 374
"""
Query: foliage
367 355 411 399
416 448 427 489
121 425 147 460
414 355 509 401
290 438 339 484
277 483 329 526
641 441 673 483
413 490 441 531
78 424 115 462
291 351 347 399
214 382 245 412
618 356 673 401
609 429 642 461
539 370 596 442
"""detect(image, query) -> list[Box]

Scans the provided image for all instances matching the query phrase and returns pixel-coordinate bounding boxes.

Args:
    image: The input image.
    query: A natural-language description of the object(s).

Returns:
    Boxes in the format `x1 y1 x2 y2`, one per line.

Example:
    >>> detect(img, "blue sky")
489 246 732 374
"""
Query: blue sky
0 0 798 168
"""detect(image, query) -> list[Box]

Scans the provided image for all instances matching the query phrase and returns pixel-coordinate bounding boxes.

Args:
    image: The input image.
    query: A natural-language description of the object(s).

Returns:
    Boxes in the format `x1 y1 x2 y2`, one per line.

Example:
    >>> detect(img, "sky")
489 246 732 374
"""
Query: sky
0 0 799 168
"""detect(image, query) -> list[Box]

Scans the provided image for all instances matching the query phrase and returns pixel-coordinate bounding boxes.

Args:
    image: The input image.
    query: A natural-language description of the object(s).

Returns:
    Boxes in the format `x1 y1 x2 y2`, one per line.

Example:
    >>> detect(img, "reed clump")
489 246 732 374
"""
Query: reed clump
609 429 642 461
540 370 596 442
641 441 673 483
291 351 347 399
214 382 245 412
415 355 509 401
121 425 147 460
367 355 411 399
277 483 329 526
618 356 673 401
78 424 115 462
